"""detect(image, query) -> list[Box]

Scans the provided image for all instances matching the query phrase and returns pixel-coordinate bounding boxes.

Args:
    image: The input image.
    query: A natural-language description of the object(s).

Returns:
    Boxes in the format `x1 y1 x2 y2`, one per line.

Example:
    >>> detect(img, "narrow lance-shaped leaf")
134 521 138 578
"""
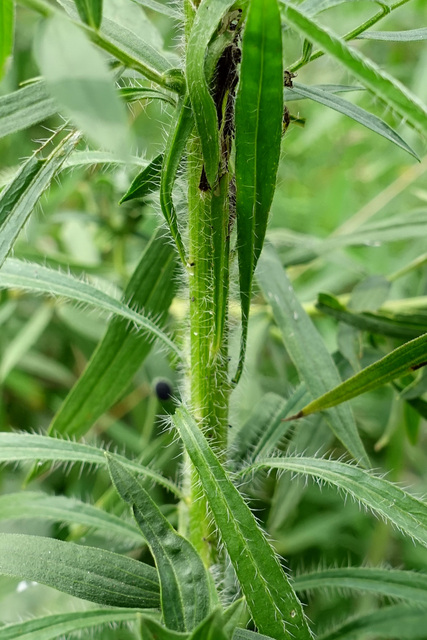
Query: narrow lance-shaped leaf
186 0 237 186
318 603 427 640
0 533 160 608
0 131 81 269
242 457 427 549
280 2 427 137
36 15 130 157
0 609 154 640
289 332 427 420
0 0 14 80
298 0 386 16
120 153 163 203
291 82 418 160
107 456 212 633
0 82 58 140
293 567 427 604
173 406 312 640
139 617 187 640
159 95 194 265
0 432 182 497
0 257 180 358
73 0 103 29
0 491 142 544
131 0 182 20
257 243 369 467
233 0 284 383
358 28 427 42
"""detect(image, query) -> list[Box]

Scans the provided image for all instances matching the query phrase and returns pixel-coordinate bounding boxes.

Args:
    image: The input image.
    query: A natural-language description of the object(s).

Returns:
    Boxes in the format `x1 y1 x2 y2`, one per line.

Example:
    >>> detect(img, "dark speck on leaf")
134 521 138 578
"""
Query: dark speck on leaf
155 380 173 401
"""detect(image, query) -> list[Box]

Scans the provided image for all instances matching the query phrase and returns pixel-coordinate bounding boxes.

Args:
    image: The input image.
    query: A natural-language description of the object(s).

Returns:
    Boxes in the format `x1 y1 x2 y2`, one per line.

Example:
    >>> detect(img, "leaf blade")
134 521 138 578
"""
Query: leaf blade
0 0 14 81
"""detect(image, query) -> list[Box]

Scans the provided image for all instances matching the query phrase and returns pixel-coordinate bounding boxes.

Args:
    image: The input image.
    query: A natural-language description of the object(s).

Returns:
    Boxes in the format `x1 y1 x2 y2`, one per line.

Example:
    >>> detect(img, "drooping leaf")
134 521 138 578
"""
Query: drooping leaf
107 456 211 632
0 533 159 608
233 0 283 383
358 28 427 42
43 231 178 444
257 243 369 467
120 153 163 203
120 85 176 106
297 0 386 16
290 333 427 420
290 82 418 160
0 0 14 81
283 84 362 102
73 0 103 28
131 0 182 20
293 567 427 603
0 257 180 358
0 432 182 496
173 406 312 640
36 15 130 156
317 293 427 340
242 457 427 548
280 2 427 137
159 94 194 264
0 82 58 140
186 0 237 186
0 609 154 640
0 131 81 269
0 491 142 544
318 604 427 640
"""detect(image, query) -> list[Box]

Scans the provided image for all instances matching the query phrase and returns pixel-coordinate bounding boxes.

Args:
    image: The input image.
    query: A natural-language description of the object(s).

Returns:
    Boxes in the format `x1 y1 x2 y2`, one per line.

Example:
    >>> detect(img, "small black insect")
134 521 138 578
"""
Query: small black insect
155 380 173 401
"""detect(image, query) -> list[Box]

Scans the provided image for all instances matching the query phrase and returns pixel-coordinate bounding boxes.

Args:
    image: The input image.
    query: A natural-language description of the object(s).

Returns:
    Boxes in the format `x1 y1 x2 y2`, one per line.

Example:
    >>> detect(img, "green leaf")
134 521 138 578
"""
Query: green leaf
0 131 80 269
188 610 229 640
0 491 142 544
131 0 182 20
139 618 187 640
186 0 236 186
36 15 130 156
0 432 182 497
43 231 178 444
298 0 385 16
318 604 427 640
317 293 427 340
0 609 152 640
233 0 283 383
283 83 362 103
120 85 176 106
159 95 194 265
242 457 427 549
0 533 159 608
0 82 58 140
233 630 275 640
0 0 14 80
173 406 312 640
358 28 427 42
0 304 53 383
280 2 427 137
257 243 369 467
107 456 211 632
292 333 427 419
64 149 148 169
120 153 163 203
290 82 418 160
73 0 103 29
293 567 427 603
0 257 180 358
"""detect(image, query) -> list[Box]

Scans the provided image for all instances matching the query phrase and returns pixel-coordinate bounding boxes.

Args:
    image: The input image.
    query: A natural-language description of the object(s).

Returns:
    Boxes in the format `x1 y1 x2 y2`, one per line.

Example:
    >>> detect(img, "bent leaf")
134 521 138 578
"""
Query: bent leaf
358 28 427 42
257 243 369 467
0 131 80 269
233 0 283 382
0 432 181 496
0 257 180 358
243 457 427 548
173 406 312 640
280 2 427 137
120 153 163 203
186 0 236 186
291 333 427 419
0 491 142 544
291 82 418 160
0 533 159 608
107 456 211 632
293 567 427 604
0 609 153 640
